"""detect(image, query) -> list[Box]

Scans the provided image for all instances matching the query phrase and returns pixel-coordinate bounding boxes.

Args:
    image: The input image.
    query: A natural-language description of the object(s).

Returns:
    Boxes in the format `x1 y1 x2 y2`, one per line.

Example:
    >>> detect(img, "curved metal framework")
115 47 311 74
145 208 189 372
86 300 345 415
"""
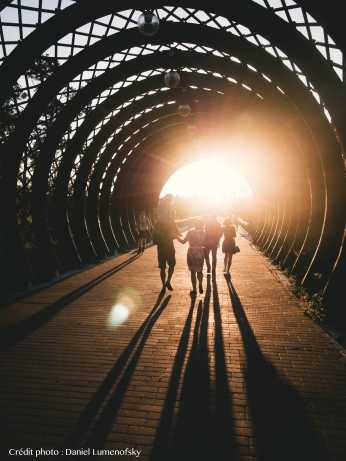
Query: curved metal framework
0 1 345 327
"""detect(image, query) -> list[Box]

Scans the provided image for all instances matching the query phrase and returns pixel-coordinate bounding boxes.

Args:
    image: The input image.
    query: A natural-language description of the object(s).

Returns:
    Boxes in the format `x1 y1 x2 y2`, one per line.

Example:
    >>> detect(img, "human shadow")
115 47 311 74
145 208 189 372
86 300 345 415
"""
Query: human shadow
225 275 330 461
211 273 239 460
0 254 139 350
167 283 210 461
64 290 170 448
150 294 198 461
151 276 238 461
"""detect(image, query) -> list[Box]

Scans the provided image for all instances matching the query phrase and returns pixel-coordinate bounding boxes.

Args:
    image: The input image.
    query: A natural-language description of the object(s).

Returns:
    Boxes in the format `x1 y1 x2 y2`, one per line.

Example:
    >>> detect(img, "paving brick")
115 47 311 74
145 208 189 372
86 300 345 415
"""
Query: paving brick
1 237 346 460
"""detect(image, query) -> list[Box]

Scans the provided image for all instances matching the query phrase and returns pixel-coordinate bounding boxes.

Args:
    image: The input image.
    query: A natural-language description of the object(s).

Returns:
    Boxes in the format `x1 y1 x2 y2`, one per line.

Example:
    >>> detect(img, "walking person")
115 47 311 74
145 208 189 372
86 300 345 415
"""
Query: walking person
204 214 222 273
153 195 180 292
137 210 149 254
222 218 238 274
179 220 205 295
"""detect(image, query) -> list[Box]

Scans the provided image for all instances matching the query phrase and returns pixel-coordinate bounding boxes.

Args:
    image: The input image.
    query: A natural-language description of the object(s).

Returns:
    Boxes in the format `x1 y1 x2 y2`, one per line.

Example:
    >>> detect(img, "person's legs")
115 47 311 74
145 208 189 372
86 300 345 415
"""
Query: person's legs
223 254 228 273
190 271 197 293
197 271 203 293
205 248 211 272
211 247 217 272
166 264 174 290
165 246 176 291
226 253 233 273
160 267 166 287
157 246 166 289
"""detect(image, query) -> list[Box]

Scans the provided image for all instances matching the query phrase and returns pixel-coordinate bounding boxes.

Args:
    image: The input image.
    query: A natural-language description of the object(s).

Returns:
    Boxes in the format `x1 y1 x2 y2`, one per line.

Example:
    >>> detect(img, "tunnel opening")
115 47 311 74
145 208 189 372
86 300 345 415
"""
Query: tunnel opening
159 149 253 219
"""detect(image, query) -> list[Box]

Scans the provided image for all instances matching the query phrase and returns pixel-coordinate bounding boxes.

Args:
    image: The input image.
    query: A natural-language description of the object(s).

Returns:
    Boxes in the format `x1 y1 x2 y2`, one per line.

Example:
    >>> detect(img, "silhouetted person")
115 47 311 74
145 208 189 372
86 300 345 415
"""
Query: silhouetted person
153 195 180 292
204 214 222 273
222 218 238 274
179 219 205 295
137 210 149 254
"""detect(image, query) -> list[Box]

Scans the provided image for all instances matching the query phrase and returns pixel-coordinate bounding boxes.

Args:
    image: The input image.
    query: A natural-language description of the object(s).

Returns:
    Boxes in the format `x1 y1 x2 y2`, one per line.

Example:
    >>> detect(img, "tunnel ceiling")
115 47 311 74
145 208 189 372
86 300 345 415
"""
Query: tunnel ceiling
0 1 345 311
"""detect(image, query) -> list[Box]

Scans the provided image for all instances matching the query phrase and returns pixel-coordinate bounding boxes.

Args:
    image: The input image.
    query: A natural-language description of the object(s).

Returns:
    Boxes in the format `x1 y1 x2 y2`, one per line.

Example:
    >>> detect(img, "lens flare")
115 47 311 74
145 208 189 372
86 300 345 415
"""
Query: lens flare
107 289 141 327
109 303 129 326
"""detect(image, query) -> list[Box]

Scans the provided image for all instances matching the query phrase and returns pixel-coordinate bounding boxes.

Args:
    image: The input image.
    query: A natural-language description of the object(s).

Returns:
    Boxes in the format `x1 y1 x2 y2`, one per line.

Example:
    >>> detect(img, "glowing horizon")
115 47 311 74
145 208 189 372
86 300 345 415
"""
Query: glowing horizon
160 158 253 204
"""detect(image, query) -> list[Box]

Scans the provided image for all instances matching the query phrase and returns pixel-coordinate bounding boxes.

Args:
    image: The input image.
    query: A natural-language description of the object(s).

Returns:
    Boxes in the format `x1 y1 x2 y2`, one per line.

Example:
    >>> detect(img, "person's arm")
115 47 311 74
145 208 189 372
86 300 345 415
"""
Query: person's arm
177 230 189 244
172 222 183 240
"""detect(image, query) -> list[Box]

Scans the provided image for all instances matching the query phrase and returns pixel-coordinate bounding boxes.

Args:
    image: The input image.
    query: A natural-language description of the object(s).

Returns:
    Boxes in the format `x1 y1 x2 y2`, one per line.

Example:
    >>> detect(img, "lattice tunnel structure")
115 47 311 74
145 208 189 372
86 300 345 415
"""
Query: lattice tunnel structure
0 1 345 326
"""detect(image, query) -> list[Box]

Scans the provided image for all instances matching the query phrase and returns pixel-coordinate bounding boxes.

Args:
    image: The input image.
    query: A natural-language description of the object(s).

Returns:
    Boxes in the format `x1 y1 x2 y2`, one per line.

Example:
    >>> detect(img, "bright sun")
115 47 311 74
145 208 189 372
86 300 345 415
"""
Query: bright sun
160 158 253 204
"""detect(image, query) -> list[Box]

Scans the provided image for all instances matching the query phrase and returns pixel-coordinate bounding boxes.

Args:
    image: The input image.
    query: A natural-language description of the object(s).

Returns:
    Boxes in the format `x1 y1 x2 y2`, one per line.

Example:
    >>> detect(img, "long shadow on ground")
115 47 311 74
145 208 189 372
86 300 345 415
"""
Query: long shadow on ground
211 274 239 460
151 276 238 461
0 254 139 350
64 290 170 449
225 275 330 461
150 294 198 461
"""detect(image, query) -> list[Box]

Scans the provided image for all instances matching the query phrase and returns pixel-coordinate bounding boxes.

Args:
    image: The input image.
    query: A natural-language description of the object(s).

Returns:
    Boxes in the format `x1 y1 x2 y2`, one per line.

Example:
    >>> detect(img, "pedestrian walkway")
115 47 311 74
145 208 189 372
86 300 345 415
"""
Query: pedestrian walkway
1 233 346 460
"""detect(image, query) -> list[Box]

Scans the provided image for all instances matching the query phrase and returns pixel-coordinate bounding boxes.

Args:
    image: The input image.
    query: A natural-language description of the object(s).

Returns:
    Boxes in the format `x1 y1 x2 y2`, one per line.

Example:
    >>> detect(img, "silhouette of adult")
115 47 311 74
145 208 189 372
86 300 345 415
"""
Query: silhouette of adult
137 210 149 254
222 218 238 274
153 194 180 292
204 214 222 273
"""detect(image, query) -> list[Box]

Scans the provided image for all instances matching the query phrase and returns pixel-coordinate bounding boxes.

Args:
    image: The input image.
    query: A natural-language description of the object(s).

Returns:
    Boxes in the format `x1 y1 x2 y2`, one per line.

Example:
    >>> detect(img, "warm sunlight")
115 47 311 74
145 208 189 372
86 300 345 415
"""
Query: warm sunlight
160 158 253 204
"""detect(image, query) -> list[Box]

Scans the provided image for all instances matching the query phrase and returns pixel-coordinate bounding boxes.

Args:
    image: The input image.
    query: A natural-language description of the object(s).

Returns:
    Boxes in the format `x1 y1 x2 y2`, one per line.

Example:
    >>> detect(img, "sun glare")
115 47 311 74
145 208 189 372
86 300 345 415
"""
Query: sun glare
160 158 253 204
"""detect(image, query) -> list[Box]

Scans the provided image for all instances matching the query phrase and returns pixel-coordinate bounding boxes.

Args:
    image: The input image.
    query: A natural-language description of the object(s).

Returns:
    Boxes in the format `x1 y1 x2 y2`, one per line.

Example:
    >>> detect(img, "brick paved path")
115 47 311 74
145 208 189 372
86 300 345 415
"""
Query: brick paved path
1 232 346 460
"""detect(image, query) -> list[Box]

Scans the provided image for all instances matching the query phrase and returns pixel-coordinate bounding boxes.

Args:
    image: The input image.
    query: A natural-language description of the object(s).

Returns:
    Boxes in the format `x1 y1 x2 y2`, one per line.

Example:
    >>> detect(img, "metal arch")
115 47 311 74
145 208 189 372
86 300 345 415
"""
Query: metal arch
1 4 344 228
0 3 344 186
50 75 262 267
42 61 340 290
298 0 346 53
110 124 310 255
0 1 343 106
98 120 186 251
65 76 340 284
86 120 189 256
105 111 308 237
0 13 332 137
86 68 340 292
32 31 344 202
2 21 334 232
49 68 324 264
90 119 183 252
51 49 282 193
0 1 344 310
0 11 344 176
2 1 343 77
15 45 305 281
2 22 342 252
0 16 340 198
3 76 340 292
109 120 316 284
52 53 290 204
28 45 328 263
3 21 341 182
104 100 336 292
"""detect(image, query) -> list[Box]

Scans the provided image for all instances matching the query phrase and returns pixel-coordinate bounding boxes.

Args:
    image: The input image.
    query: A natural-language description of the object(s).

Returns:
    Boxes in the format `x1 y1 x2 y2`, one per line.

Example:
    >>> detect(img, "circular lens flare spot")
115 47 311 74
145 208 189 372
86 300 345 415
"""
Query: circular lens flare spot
109 303 129 326
107 289 141 327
